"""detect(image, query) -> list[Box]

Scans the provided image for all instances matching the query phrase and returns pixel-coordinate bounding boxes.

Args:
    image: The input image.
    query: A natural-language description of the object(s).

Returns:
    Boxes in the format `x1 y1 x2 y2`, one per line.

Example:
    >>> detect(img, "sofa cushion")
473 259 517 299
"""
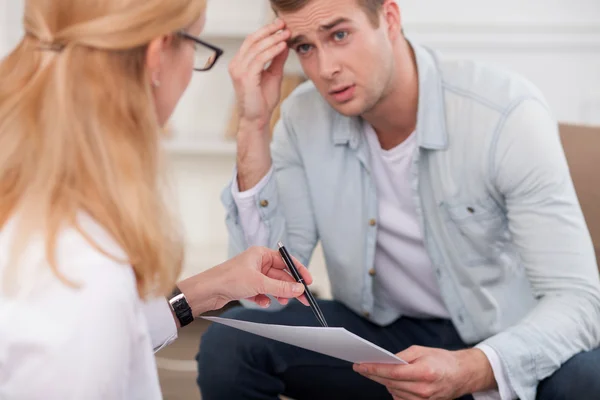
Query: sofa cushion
559 123 600 268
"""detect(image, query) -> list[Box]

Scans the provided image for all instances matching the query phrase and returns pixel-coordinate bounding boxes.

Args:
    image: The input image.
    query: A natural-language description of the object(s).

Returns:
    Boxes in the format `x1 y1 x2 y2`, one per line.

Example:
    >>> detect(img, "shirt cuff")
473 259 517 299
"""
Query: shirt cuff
230 166 273 247
472 344 518 400
231 165 274 199
142 297 178 353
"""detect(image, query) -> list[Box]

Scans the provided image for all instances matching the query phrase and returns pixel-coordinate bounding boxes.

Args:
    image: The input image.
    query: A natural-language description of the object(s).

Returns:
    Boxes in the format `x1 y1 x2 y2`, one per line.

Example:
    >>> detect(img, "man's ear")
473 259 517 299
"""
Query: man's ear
382 0 402 41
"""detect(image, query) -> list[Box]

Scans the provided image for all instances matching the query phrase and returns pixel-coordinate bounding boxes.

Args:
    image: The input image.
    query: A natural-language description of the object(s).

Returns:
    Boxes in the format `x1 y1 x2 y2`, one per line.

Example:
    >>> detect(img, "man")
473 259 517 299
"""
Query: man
196 0 600 399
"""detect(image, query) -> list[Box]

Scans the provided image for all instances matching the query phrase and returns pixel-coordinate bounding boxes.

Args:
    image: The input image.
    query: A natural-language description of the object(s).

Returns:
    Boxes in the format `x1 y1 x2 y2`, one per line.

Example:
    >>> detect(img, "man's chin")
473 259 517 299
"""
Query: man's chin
329 99 365 117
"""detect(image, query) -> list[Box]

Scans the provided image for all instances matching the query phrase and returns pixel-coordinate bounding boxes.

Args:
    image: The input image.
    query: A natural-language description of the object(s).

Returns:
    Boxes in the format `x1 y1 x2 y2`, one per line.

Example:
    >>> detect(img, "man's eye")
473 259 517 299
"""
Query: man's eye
333 31 348 41
297 44 312 54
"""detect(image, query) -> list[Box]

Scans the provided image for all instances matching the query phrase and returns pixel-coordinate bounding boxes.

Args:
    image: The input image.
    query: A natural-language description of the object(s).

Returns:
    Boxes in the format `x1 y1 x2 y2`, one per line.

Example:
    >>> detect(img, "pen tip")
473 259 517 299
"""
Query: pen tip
277 241 283 248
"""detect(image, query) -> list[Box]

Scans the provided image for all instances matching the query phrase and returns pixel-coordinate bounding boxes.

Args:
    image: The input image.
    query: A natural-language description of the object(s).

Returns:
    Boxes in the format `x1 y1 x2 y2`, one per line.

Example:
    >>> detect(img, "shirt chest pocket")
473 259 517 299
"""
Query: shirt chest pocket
441 198 509 265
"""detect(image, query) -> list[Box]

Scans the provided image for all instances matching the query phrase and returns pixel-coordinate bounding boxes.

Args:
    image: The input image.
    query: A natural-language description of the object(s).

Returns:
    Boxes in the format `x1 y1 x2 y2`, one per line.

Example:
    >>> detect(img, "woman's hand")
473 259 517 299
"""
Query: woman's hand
177 246 312 316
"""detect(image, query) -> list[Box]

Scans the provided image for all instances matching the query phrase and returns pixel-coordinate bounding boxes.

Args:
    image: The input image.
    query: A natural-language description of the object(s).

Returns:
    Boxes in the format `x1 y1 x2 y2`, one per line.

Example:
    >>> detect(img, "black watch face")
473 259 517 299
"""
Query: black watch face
173 298 186 310
171 296 193 326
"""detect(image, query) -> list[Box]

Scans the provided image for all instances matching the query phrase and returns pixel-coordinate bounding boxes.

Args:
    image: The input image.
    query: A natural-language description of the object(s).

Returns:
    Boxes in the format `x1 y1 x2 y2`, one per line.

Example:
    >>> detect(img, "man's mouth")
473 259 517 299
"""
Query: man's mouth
329 84 356 102
329 85 353 95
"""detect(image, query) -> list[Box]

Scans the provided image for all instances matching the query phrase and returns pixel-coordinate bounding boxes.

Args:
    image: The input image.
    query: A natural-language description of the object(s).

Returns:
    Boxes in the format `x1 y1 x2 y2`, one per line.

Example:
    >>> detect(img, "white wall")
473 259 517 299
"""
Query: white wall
399 0 600 126
0 1 23 51
1 1 599 297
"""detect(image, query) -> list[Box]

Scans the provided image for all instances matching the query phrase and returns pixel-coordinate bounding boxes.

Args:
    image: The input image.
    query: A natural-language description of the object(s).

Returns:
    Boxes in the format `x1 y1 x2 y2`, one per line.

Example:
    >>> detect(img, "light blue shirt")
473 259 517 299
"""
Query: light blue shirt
222 40 600 400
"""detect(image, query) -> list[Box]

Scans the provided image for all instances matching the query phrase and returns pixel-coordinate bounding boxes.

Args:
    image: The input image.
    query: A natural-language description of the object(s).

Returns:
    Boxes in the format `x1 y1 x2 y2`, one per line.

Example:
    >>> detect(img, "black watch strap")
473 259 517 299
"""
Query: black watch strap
168 287 194 327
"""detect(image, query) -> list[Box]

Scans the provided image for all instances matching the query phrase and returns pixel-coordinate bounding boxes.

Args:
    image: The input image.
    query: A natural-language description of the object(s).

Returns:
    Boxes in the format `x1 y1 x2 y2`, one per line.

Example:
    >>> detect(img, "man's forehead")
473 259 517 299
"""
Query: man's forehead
277 0 361 30
284 14 355 47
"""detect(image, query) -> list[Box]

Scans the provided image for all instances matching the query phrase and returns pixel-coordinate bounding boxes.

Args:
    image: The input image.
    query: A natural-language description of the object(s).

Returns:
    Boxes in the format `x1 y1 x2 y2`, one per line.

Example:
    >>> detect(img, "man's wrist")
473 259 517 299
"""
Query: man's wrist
236 161 272 192
236 120 272 191
237 116 270 137
456 348 497 395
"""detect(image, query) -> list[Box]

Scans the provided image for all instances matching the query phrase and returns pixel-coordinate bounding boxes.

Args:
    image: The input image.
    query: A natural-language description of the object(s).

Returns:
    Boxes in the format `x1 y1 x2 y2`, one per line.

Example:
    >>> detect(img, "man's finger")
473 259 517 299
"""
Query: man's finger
355 371 395 388
389 381 437 399
265 45 289 76
354 363 425 381
238 18 286 56
244 41 288 78
389 388 422 400
396 345 425 363
239 29 290 70
355 372 426 399
354 363 397 379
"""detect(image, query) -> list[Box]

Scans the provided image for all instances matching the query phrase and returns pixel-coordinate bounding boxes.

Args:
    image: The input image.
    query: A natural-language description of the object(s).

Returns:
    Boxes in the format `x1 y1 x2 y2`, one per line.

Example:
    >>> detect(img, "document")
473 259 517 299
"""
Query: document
202 316 407 365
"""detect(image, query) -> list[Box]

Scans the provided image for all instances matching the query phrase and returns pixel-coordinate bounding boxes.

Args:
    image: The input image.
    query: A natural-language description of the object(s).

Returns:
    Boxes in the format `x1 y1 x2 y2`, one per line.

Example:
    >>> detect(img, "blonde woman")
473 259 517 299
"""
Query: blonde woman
0 0 311 398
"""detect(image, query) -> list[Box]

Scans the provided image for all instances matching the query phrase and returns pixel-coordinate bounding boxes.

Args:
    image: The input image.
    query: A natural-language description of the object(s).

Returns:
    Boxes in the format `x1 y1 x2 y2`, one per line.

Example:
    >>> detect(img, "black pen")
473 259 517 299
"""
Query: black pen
277 241 328 327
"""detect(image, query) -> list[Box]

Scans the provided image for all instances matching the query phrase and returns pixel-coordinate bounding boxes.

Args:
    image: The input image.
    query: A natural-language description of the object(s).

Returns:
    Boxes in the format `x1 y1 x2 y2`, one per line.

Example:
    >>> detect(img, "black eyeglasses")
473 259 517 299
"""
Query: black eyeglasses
178 31 224 72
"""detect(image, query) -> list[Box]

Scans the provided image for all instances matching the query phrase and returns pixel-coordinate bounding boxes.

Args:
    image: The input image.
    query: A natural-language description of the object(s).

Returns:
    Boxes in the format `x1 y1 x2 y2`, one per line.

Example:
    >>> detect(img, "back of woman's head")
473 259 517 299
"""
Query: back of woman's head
0 0 206 297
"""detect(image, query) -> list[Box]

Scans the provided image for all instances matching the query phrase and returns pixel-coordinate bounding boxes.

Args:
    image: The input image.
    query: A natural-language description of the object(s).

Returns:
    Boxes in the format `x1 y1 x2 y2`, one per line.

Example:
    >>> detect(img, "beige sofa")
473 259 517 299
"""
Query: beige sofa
560 123 600 267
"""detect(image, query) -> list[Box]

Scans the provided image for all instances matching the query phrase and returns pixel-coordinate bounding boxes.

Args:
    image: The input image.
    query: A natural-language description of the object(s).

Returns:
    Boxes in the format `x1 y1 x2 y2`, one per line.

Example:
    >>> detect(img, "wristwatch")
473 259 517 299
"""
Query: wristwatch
168 286 194 327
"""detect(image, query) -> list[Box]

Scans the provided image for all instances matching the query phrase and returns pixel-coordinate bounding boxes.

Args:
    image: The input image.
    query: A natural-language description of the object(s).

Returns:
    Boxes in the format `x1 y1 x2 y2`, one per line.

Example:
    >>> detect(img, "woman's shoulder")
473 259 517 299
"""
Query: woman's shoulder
59 213 135 289
0 213 140 313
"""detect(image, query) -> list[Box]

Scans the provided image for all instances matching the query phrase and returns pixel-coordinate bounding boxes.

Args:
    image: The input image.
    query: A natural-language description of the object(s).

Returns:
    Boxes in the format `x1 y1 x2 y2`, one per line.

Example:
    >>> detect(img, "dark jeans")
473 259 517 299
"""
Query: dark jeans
196 300 600 400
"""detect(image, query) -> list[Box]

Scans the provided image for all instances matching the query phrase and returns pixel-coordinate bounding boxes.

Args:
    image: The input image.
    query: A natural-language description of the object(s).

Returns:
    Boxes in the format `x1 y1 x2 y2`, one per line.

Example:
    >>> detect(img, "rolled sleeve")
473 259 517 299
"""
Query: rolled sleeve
230 166 273 247
473 344 518 400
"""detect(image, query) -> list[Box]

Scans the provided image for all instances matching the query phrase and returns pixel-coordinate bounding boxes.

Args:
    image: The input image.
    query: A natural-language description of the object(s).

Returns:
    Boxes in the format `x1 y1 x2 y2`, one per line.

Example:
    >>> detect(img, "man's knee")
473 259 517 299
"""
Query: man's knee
537 349 600 400
196 307 272 388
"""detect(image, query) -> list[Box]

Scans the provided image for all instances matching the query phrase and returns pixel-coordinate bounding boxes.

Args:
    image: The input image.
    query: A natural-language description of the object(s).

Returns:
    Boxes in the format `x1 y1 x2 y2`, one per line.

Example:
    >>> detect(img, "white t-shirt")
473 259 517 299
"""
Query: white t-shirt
363 121 450 319
0 215 162 400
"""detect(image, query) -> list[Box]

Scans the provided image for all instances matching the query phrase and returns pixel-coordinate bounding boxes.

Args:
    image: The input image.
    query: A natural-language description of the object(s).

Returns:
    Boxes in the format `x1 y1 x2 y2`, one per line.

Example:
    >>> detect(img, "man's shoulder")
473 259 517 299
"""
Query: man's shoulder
436 53 548 112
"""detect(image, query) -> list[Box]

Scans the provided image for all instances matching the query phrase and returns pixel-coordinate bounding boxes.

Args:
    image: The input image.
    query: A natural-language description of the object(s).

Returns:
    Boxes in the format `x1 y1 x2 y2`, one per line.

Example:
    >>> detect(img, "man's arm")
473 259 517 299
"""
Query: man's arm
353 98 600 400
222 19 318 265
481 98 600 400
222 105 320 266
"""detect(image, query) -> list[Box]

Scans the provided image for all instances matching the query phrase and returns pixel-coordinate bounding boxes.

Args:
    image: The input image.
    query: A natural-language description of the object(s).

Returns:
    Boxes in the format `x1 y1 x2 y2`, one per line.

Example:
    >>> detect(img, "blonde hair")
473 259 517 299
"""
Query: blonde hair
0 0 206 298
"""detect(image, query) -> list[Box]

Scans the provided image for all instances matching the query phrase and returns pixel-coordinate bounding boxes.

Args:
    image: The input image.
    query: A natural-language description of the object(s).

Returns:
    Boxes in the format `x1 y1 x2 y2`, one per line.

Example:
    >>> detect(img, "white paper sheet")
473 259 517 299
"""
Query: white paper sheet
202 316 407 365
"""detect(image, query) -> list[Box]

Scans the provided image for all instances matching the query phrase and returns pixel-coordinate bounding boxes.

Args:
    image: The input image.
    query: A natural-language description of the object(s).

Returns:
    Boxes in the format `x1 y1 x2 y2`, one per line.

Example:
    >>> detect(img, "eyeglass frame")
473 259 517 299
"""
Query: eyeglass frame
177 31 224 72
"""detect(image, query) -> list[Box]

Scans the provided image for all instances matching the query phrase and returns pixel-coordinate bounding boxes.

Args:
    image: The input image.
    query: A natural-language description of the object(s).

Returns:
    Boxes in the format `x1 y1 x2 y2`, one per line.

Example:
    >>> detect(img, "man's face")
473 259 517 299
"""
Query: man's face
280 0 395 117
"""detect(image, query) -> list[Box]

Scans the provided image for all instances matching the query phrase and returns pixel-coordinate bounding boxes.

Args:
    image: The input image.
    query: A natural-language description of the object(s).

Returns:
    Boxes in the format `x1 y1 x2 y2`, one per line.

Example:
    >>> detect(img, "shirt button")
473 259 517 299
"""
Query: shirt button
368 218 377 226
363 311 371 318
259 199 269 207
368 268 376 277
